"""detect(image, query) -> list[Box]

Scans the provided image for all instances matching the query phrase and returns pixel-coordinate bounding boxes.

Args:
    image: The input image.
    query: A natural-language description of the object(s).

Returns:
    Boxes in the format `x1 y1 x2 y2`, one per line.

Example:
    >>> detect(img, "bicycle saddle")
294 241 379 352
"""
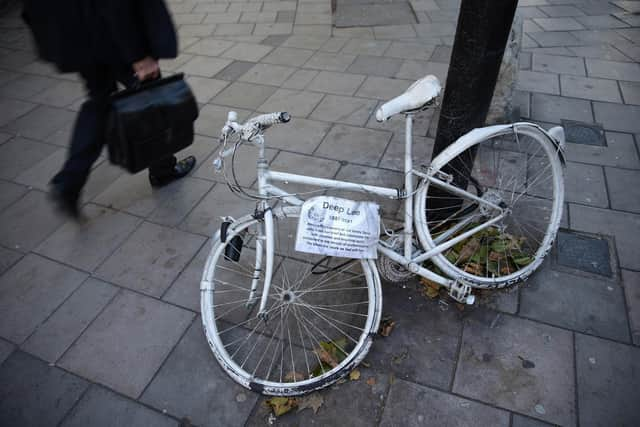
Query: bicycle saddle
375 75 441 122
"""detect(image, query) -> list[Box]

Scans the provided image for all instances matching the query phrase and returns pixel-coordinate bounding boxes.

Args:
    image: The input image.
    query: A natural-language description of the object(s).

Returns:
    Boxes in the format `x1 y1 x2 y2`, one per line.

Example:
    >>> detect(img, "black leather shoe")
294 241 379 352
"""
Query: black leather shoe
48 185 80 219
149 156 197 187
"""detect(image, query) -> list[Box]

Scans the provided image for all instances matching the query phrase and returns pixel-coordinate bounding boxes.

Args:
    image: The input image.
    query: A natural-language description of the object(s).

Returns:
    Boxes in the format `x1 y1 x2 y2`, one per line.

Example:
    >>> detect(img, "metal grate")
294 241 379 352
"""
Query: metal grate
561 120 607 146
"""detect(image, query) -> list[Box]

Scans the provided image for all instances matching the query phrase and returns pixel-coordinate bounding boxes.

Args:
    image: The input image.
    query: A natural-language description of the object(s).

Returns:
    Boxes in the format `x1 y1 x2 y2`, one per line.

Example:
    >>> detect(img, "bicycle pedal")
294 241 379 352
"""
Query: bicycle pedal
448 280 475 305
224 235 243 262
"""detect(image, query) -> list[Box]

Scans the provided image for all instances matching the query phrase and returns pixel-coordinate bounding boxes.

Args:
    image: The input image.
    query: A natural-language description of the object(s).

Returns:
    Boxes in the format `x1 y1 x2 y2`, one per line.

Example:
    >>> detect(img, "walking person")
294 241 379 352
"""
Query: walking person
22 0 196 218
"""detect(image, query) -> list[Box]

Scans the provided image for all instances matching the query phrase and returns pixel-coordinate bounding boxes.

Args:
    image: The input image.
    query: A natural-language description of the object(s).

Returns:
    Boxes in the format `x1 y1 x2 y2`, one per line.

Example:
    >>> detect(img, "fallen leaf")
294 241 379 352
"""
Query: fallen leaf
366 377 376 386
378 317 396 337
297 393 324 414
420 277 441 299
457 237 481 263
349 369 361 381
265 397 298 417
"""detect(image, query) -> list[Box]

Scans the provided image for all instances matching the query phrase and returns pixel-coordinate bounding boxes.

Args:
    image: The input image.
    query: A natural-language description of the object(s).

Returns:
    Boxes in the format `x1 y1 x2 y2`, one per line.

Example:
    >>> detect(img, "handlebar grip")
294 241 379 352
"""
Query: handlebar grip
248 112 291 128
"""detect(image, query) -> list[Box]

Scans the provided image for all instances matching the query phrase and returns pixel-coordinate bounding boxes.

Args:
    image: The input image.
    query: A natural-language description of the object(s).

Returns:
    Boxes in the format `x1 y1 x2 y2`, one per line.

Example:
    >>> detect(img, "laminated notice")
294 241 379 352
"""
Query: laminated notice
295 196 380 259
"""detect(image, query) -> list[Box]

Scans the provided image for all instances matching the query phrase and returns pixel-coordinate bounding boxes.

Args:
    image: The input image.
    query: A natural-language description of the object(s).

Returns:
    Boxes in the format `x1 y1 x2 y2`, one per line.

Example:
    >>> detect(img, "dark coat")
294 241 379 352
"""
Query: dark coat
22 0 177 72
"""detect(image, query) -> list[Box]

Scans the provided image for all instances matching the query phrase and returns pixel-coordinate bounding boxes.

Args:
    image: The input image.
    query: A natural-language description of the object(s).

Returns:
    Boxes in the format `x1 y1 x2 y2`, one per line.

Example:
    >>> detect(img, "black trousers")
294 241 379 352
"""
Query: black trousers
52 63 176 199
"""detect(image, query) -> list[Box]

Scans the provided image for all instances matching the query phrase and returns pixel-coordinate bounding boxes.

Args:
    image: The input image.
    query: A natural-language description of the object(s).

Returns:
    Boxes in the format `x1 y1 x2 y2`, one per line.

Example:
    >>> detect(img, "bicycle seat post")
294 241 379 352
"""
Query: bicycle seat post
403 113 414 260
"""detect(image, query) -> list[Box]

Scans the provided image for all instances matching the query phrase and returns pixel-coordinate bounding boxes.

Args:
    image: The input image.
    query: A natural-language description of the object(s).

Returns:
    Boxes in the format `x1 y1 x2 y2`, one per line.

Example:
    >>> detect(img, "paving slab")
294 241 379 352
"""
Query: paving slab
347 55 404 78
512 414 555 427
380 379 510 427
570 203 640 270
563 161 608 208
453 310 575 426
367 282 462 389
564 131 640 169
180 184 256 237
383 41 437 61
0 338 13 366
195 104 252 139
61 385 176 427
593 101 640 134
184 76 228 103
304 51 357 72
162 241 210 312
261 46 315 67
35 204 141 272
531 93 593 124
335 2 416 27
355 76 413 100
560 75 622 103
30 80 85 108
13 147 67 191
605 167 640 214
59 290 194 398
220 42 273 62
0 137 59 181
515 70 560 95
307 70 367 96
575 333 640 427
520 266 628 341
0 351 88 427
95 222 204 297
0 73 59 100
567 44 632 62
141 321 258 426
0 245 21 277
238 63 297 86
585 58 640 82
257 88 325 117
213 81 278 109
22 278 117 363
268 150 341 195
621 269 640 345
0 190 67 253
2 104 75 140
619 81 640 105
527 31 581 48
0 254 87 344
315 124 392 166
395 59 449 83
533 17 585 32
247 368 391 426
0 179 27 211
309 94 377 126
282 68 320 90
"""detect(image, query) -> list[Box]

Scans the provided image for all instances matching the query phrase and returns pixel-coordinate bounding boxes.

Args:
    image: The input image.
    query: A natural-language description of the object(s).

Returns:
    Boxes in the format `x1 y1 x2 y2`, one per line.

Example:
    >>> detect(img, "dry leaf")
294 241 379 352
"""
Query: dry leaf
366 377 376 386
457 237 481 264
266 397 298 417
378 318 396 337
420 277 442 299
349 369 361 381
318 349 339 368
297 393 324 414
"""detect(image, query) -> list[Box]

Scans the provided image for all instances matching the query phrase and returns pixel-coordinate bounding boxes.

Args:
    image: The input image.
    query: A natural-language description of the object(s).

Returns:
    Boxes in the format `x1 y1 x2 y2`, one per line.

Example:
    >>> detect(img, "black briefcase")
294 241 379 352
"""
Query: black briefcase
106 73 199 174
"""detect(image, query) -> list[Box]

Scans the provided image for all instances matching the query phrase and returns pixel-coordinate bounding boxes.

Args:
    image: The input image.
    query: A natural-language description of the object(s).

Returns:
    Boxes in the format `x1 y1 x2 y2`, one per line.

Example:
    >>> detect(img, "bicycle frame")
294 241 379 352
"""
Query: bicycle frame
247 113 503 315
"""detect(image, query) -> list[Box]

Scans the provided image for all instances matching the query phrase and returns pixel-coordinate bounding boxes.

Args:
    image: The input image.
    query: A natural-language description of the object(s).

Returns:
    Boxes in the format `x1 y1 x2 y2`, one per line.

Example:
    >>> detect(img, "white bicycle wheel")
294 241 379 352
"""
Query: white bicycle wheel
201 206 382 396
415 123 565 288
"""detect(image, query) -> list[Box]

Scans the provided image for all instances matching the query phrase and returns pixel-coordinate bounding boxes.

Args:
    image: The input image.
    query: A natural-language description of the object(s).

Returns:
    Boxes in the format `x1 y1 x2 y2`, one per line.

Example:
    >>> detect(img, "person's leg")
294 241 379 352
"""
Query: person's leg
50 66 116 216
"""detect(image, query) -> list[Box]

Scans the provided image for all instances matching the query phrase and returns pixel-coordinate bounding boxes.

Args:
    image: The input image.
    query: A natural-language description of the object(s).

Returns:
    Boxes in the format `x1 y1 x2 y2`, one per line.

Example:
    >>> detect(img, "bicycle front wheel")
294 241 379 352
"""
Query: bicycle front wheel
415 123 565 288
201 206 382 396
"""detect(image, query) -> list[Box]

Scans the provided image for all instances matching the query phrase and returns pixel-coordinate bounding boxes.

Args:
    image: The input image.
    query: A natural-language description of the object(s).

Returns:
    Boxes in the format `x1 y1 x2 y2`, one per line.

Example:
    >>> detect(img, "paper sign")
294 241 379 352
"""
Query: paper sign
295 196 380 259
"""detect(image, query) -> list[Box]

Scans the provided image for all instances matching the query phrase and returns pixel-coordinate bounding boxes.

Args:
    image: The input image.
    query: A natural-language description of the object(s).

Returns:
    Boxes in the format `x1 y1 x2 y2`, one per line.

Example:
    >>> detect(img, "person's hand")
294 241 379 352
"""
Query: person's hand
133 56 160 81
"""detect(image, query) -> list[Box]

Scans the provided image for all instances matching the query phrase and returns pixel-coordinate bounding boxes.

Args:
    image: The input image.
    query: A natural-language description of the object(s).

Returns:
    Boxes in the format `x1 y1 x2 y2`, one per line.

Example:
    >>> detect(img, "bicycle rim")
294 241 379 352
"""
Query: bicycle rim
201 206 382 395
415 123 565 288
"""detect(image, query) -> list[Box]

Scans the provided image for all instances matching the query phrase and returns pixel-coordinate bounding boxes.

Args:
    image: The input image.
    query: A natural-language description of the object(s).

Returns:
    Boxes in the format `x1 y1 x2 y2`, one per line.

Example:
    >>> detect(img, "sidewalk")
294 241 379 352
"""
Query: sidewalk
0 0 639 426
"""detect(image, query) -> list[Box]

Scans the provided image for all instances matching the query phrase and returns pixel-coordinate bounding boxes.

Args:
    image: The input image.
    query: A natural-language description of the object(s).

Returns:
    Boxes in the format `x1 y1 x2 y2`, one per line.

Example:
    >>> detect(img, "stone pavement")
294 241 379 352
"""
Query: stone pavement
0 0 639 425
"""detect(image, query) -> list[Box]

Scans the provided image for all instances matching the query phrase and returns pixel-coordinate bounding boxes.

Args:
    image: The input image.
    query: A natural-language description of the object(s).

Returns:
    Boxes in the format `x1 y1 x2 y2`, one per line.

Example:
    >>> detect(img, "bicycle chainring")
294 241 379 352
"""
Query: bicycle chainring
376 236 415 284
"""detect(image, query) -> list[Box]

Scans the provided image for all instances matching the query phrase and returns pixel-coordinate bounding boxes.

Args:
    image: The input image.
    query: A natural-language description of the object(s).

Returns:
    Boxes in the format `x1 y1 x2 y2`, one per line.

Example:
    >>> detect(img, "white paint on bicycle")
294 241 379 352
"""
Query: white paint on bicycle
295 196 380 259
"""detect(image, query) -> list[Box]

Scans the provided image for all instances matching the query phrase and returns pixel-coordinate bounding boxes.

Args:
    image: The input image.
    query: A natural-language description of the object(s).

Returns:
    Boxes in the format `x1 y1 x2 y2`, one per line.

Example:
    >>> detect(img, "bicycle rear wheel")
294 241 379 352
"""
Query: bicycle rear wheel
201 206 382 396
415 123 565 288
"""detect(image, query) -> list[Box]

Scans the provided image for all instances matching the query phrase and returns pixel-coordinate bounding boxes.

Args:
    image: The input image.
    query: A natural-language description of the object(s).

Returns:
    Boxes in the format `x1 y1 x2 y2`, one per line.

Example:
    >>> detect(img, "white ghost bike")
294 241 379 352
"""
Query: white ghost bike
201 75 566 396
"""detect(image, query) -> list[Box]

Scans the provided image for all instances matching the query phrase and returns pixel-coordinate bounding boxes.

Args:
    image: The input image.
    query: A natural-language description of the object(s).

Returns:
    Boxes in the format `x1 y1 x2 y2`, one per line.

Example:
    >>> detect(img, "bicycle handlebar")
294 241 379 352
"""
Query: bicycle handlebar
220 111 290 142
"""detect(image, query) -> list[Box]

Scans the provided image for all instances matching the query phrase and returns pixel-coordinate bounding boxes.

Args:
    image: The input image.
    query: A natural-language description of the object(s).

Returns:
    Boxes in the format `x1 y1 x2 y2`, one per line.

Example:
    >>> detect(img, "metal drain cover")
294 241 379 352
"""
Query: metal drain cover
561 120 606 146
